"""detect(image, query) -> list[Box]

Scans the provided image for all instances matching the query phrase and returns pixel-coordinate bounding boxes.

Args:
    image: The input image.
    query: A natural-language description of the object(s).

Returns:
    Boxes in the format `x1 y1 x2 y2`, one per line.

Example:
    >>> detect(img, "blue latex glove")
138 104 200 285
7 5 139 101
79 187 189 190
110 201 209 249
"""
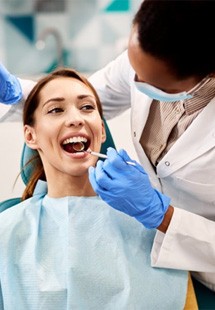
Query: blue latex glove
89 148 170 229
0 63 22 104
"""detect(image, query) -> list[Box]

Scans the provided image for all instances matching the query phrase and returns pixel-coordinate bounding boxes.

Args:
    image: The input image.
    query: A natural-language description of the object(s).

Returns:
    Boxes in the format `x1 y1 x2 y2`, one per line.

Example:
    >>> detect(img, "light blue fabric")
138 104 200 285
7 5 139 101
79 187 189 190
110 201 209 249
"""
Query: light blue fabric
134 80 193 102
0 181 188 310
134 75 211 103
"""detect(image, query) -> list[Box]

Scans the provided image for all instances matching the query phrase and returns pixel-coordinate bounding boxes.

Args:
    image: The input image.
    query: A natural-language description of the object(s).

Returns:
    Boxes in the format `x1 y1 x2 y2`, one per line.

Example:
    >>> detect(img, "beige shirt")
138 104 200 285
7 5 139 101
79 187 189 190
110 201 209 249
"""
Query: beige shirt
140 78 215 166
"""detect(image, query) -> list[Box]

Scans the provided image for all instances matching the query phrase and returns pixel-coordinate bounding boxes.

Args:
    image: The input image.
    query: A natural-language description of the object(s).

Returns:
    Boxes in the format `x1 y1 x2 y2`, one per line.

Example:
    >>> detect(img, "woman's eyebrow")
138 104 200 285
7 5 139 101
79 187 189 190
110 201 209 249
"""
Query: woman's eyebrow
42 97 64 107
42 94 96 107
77 94 95 100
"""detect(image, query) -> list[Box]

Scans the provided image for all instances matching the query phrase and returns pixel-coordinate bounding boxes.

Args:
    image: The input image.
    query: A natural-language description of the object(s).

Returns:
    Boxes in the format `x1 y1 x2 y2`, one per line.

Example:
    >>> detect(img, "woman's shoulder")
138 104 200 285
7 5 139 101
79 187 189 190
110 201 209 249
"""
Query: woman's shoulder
0 195 42 238
0 198 32 221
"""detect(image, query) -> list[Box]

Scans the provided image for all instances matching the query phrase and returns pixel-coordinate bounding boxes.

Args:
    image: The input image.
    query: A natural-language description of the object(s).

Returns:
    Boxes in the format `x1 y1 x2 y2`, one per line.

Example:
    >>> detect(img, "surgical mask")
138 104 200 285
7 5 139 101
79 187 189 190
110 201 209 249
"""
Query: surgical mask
134 76 210 102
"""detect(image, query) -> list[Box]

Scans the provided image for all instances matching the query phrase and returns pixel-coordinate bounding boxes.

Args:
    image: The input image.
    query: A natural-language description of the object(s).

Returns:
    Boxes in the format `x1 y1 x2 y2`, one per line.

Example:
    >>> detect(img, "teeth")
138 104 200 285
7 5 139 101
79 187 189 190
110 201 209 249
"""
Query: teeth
62 136 87 145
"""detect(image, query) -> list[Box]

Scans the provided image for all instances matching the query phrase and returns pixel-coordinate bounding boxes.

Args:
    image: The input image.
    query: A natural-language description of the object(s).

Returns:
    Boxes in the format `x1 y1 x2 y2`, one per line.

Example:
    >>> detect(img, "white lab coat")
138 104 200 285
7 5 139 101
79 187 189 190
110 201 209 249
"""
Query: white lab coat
1 51 215 290
89 50 215 291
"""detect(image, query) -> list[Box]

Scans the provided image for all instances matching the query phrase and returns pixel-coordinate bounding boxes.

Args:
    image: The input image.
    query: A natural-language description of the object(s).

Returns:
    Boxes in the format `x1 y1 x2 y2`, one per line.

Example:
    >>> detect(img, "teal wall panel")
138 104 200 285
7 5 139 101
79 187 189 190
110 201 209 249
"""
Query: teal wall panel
1 0 139 74
105 0 130 12
6 16 35 43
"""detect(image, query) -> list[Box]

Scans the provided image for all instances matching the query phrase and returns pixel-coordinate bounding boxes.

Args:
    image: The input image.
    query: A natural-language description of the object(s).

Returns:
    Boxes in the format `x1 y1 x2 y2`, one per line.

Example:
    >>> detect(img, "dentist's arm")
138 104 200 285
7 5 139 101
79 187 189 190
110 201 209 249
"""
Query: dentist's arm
0 63 22 104
89 147 171 230
157 205 174 233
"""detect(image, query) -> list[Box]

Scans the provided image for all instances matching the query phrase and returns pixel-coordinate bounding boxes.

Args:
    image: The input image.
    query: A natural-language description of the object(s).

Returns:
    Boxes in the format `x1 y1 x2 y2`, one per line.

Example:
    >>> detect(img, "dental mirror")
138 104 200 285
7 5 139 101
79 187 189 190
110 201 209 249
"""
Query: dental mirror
72 142 85 152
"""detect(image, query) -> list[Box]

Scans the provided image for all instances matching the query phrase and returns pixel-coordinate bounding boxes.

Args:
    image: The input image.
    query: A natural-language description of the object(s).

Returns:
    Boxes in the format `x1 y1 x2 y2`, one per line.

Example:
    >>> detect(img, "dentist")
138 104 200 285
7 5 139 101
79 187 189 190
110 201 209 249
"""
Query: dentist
88 0 215 294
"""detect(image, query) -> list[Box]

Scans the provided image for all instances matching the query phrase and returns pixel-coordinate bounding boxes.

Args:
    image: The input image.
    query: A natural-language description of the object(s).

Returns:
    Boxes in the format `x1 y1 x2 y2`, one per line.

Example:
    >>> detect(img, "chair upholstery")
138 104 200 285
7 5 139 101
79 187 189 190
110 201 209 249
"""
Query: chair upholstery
192 277 215 309
0 197 21 213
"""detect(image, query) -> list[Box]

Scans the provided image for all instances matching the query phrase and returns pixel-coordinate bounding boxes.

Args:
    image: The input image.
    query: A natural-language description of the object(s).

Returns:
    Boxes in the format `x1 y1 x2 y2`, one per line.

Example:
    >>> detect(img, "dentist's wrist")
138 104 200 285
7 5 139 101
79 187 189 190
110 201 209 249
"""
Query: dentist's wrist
157 205 174 233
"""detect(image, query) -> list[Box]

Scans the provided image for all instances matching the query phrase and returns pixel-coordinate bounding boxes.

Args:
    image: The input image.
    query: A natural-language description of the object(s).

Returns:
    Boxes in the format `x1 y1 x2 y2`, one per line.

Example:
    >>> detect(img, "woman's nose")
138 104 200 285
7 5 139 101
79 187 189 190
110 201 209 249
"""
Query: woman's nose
65 110 84 127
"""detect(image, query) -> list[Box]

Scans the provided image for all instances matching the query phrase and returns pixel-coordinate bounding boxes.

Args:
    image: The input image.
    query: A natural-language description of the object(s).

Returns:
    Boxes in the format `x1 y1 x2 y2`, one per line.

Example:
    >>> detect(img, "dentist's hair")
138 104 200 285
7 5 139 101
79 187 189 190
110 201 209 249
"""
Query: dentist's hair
133 0 215 79
22 68 103 200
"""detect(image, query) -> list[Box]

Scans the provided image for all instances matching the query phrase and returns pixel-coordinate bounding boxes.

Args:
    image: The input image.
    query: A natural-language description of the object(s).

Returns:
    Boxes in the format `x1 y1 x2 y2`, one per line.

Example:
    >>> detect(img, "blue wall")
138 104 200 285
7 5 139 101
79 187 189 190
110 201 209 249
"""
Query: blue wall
0 0 141 75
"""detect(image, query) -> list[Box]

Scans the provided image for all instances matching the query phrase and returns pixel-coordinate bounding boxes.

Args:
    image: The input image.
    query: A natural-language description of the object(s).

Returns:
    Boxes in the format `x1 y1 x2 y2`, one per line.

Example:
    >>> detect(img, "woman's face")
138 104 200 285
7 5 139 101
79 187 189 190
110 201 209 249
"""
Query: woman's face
24 77 106 179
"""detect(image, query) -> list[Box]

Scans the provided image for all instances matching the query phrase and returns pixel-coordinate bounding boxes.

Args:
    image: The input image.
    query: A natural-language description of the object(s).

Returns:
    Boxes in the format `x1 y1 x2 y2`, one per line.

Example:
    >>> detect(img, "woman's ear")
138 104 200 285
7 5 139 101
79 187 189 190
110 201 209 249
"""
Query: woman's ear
101 120 107 143
24 125 38 150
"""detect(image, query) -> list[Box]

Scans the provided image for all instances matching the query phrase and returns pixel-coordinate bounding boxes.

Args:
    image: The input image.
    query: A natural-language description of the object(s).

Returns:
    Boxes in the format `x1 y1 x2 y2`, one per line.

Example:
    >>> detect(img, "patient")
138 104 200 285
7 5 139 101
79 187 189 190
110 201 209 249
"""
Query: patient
0 68 188 309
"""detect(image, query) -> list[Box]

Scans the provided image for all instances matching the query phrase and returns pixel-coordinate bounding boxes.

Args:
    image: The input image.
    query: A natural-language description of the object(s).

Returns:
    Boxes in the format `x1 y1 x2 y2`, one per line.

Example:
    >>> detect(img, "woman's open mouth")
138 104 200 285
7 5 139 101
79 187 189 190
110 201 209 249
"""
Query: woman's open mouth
61 136 90 154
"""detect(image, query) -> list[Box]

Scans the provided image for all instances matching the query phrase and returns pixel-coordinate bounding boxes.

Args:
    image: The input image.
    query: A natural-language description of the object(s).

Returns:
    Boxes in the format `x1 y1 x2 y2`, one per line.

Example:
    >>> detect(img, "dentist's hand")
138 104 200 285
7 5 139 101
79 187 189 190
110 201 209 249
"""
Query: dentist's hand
89 148 170 229
0 63 22 104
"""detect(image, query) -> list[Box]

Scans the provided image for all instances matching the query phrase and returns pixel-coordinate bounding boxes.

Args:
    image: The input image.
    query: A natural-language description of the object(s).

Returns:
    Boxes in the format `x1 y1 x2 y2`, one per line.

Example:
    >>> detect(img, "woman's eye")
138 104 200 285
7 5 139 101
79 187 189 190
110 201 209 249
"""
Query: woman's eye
81 104 95 111
48 107 63 114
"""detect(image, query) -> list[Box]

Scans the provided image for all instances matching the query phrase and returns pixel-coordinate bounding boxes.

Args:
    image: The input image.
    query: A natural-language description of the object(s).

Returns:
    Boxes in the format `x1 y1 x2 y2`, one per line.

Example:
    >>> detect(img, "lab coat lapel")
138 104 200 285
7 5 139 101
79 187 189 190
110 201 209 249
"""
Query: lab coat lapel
131 90 152 136
130 69 153 136
131 89 161 187
157 97 215 178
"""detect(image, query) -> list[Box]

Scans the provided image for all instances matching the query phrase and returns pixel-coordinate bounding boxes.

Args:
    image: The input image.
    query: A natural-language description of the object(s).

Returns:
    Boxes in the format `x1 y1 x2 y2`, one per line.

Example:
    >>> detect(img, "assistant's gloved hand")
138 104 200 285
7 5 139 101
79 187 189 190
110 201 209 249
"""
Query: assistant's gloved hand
89 148 170 229
0 63 22 104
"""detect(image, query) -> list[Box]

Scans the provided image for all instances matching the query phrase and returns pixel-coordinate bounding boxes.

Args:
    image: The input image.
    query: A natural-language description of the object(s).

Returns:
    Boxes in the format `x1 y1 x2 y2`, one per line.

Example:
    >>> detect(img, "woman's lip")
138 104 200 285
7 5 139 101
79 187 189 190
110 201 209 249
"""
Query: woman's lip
62 148 90 158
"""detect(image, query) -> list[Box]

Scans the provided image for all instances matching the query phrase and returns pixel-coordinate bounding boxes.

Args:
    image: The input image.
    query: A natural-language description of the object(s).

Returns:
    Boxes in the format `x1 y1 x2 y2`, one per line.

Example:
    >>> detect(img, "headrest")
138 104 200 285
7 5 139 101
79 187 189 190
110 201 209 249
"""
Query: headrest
20 144 39 185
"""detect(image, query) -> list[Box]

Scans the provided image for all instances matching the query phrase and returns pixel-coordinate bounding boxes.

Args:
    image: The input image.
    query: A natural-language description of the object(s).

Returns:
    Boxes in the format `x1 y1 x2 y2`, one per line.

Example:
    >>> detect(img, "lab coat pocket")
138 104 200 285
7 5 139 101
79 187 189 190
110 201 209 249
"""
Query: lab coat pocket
174 176 215 220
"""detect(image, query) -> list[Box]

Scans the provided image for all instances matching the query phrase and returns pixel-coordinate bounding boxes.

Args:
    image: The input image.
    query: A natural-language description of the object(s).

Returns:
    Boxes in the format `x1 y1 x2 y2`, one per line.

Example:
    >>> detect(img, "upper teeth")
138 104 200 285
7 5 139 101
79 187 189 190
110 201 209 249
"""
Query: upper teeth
62 136 87 145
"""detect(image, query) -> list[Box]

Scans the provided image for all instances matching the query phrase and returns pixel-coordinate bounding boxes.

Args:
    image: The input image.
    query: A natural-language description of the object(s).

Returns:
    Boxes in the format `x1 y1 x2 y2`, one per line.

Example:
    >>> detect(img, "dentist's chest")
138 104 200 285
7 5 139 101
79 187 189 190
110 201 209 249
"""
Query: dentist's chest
130 89 215 217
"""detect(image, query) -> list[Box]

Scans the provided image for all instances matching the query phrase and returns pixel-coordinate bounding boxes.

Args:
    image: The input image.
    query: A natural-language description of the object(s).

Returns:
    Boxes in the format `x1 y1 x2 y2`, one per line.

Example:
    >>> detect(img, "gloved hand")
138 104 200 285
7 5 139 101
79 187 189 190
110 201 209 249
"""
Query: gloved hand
89 147 170 229
0 63 22 104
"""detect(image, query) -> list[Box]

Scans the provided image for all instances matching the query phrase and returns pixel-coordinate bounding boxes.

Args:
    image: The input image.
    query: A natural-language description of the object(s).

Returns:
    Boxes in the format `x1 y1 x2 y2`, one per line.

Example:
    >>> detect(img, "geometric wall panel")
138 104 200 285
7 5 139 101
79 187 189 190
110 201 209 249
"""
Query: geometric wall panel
6 16 35 42
105 0 130 12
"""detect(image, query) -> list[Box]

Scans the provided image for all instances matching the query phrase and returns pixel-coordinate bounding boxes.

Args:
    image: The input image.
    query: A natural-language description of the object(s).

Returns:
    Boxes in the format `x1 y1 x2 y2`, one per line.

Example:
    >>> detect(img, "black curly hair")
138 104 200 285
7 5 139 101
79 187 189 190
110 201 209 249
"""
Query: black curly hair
133 0 215 79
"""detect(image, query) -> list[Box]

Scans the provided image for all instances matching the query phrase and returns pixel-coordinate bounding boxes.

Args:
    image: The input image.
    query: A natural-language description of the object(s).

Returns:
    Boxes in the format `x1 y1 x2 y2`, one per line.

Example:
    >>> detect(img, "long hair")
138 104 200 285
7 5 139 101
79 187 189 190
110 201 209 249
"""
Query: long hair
22 68 103 200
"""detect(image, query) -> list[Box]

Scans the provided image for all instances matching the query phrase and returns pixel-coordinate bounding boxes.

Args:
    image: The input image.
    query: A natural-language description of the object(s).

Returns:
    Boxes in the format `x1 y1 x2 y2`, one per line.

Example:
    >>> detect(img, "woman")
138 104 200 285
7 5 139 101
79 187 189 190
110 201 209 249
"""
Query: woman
0 68 188 309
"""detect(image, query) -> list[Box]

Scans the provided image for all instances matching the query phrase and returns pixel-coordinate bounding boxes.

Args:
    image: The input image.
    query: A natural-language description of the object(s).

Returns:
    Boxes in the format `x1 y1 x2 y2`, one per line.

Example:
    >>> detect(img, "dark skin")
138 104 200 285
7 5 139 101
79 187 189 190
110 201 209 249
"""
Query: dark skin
127 25 212 233
157 205 174 233
128 25 203 94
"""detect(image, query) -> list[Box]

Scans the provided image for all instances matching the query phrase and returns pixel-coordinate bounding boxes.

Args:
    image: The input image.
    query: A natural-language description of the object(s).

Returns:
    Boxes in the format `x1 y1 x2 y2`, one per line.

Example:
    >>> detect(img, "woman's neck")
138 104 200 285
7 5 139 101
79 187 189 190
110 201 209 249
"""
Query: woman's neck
46 173 96 198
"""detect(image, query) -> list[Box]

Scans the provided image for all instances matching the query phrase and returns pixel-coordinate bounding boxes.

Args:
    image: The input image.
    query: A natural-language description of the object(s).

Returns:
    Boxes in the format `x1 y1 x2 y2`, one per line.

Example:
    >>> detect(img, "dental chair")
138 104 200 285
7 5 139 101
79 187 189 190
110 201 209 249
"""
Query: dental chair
0 119 115 212
0 120 214 309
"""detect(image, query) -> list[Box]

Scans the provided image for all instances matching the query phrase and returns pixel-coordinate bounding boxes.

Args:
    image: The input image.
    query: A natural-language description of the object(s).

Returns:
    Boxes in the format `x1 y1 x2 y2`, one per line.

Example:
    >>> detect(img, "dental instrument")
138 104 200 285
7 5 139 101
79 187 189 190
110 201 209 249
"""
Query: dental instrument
86 150 136 166
72 141 136 166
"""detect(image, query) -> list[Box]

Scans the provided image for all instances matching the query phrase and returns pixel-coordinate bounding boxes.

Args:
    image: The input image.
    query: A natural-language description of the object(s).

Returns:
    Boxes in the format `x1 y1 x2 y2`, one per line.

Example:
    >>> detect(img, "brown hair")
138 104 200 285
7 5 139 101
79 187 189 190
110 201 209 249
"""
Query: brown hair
22 68 103 200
